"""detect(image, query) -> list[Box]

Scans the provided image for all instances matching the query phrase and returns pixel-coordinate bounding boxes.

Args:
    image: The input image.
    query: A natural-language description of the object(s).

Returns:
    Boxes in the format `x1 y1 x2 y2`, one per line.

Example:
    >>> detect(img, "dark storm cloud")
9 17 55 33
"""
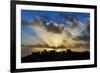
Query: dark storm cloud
73 36 90 41
65 16 80 28
82 24 90 36
73 43 90 49
44 22 64 33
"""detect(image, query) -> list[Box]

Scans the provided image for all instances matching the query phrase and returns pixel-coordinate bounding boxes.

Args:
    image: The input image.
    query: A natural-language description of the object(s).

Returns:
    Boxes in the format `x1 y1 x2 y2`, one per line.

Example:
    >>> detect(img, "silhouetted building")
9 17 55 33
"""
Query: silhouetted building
67 49 72 53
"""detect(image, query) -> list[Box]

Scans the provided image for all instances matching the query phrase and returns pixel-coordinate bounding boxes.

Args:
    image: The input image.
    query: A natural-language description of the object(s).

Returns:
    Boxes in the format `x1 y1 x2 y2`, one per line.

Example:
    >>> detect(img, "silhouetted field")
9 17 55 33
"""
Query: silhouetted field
21 50 90 63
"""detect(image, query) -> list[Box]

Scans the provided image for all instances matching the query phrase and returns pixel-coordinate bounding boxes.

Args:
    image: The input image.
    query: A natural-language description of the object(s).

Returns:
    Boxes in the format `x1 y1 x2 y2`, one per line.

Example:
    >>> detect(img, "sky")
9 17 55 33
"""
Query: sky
21 9 90 57
21 10 90 25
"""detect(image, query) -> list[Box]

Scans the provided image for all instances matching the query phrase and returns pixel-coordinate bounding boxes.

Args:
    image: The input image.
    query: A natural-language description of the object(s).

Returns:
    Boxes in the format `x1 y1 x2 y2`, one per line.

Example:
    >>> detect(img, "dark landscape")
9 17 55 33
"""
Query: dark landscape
21 49 90 63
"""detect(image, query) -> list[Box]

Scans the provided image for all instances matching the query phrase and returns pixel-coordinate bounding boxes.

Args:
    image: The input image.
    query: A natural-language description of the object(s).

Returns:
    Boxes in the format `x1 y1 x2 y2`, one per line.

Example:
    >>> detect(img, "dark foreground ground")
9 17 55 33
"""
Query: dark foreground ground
21 50 90 63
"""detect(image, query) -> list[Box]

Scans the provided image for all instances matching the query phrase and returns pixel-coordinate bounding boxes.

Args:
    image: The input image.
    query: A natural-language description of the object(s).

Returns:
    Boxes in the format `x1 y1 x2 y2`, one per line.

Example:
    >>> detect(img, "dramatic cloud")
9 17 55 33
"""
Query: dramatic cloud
66 16 80 28
72 43 90 49
45 21 64 33
73 36 90 41
65 16 88 37
21 10 90 57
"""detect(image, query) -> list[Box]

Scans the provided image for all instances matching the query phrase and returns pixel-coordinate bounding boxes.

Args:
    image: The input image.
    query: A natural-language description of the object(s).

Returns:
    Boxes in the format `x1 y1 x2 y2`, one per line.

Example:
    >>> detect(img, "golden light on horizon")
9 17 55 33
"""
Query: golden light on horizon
56 49 67 52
